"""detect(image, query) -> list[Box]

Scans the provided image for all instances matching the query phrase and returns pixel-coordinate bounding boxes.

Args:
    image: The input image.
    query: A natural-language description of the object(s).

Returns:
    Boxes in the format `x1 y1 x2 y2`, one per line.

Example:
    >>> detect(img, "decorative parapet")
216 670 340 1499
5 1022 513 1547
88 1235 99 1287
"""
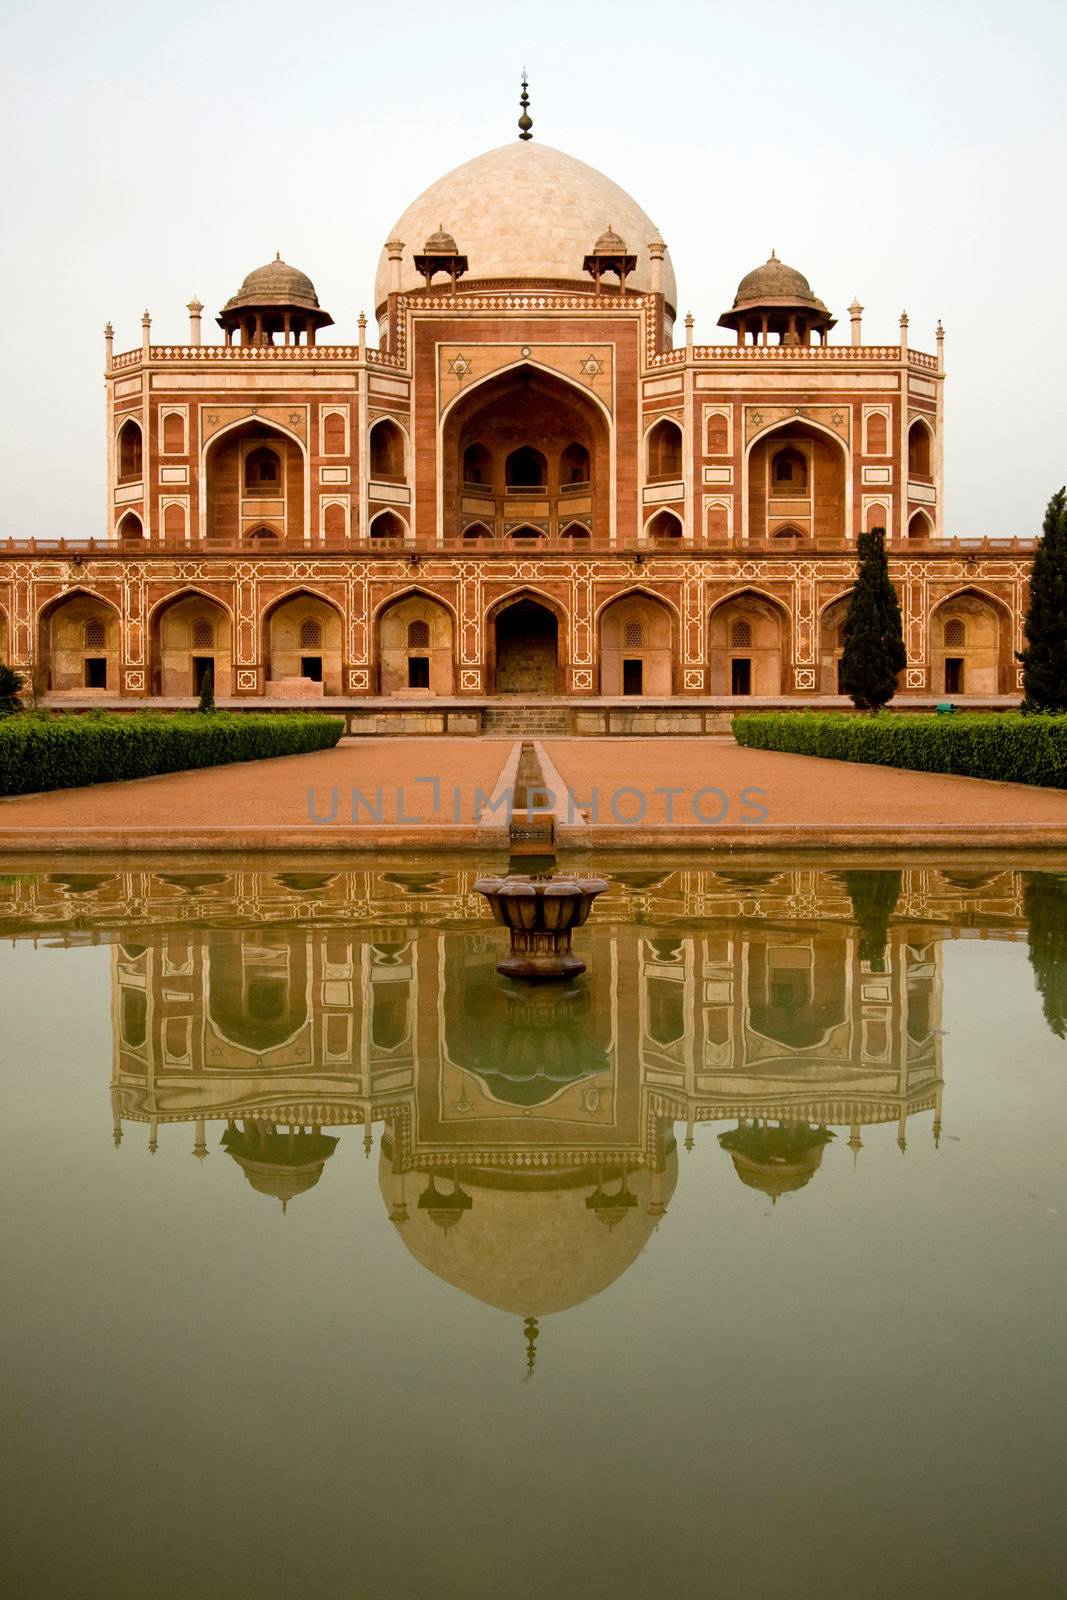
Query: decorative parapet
110 344 406 370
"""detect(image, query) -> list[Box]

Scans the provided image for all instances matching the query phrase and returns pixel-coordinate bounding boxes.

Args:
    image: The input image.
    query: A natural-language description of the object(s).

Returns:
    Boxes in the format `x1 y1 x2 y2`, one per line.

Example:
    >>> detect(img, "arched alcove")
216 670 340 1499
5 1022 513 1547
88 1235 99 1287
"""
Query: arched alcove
709 590 788 695
490 594 561 695
442 364 610 540
264 590 344 694
598 593 675 695
931 589 1010 695
377 592 454 694
37 591 121 693
748 420 847 541
149 591 233 697
205 420 304 544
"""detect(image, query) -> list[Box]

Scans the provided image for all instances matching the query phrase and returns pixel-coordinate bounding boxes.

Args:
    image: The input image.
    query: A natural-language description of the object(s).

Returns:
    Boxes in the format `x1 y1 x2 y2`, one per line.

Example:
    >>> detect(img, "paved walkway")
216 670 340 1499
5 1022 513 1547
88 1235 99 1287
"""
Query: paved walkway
541 739 1067 848
0 738 512 851
2 736 1067 852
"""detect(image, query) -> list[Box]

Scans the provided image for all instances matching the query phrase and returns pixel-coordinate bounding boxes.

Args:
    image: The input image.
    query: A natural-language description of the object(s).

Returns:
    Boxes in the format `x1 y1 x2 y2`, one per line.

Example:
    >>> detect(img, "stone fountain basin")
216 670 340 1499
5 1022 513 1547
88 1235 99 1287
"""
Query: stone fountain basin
474 876 609 932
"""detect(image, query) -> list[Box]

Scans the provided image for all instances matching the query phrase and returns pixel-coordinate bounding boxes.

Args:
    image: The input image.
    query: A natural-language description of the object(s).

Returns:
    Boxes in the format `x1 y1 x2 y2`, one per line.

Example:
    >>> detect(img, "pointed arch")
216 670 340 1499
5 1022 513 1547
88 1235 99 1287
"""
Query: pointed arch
262 586 345 695
440 359 614 544
908 417 933 478
201 414 308 544
117 417 143 482
148 586 234 697
708 586 791 696
375 587 455 694
745 415 852 542
908 508 934 541
369 509 408 542
37 587 122 693
645 508 684 543
117 510 144 542
597 588 678 695
486 586 569 696
369 418 406 481
930 585 1013 695
817 589 854 694
646 417 683 482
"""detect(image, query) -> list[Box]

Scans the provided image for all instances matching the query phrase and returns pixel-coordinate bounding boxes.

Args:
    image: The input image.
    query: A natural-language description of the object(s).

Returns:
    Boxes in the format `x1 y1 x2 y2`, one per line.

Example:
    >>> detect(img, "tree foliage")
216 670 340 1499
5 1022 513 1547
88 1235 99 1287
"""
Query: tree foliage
1019 488 1067 712
0 662 24 715
839 529 907 712
1022 873 1067 1040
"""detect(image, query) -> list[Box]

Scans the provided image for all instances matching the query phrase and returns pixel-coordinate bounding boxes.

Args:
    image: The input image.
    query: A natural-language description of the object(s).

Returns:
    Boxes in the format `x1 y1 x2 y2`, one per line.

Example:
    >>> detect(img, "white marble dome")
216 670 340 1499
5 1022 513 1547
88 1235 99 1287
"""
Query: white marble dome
375 141 676 312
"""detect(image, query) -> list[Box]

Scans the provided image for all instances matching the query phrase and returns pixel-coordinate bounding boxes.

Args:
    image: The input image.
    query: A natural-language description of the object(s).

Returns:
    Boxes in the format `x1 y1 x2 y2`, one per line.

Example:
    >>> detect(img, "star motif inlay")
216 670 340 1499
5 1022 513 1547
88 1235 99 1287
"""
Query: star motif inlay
206 412 219 424
750 411 763 425
448 354 472 379
288 411 301 425
579 354 603 377
831 410 845 425
450 1095 474 1114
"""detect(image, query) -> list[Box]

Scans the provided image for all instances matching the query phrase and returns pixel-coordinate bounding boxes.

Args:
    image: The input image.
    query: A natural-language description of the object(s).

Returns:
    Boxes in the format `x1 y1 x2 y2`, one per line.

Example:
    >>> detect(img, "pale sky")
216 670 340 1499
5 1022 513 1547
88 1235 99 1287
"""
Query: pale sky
1 0 1063 538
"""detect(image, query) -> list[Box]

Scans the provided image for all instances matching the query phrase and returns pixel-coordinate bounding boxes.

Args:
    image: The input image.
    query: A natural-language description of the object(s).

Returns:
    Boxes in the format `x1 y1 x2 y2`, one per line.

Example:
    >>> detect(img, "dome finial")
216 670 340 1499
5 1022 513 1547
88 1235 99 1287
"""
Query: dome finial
523 1316 539 1376
518 70 533 141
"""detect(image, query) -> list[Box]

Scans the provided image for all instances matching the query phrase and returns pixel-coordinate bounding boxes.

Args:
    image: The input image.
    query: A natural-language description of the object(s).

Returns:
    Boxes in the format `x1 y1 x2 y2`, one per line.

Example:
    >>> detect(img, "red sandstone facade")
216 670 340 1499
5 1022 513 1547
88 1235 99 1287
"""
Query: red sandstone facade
0 135 1034 714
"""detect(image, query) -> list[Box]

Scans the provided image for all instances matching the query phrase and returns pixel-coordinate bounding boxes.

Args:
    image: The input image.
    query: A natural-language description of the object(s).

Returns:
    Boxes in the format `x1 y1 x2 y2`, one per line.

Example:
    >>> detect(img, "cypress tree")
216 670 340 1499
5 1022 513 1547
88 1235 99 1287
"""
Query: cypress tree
1022 872 1067 1040
839 528 907 712
0 662 23 715
197 664 215 713
1018 487 1067 712
838 869 902 972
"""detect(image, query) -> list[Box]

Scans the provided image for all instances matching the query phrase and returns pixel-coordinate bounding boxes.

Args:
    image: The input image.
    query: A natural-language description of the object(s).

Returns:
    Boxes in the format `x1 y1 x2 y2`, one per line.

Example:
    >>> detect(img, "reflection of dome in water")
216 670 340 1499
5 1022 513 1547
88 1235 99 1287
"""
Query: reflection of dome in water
221 1122 339 1211
381 1146 678 1317
718 1122 834 1200
450 967 609 1107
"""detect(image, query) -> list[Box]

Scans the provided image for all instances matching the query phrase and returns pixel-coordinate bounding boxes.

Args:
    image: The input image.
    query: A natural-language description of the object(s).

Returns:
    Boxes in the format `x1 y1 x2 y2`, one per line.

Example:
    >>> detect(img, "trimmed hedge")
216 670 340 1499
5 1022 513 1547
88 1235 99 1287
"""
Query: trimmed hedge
0 711 344 797
733 711 1067 790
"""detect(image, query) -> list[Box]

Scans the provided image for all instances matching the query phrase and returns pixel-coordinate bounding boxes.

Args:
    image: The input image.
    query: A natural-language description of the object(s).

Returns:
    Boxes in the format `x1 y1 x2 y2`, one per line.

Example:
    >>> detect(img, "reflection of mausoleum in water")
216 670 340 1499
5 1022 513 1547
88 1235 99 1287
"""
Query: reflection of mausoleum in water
91 866 970 1348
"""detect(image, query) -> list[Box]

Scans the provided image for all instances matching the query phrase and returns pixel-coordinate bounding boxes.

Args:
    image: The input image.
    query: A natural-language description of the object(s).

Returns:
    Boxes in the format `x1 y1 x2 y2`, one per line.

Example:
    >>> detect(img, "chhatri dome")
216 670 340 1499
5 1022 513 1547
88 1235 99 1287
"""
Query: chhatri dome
375 140 677 313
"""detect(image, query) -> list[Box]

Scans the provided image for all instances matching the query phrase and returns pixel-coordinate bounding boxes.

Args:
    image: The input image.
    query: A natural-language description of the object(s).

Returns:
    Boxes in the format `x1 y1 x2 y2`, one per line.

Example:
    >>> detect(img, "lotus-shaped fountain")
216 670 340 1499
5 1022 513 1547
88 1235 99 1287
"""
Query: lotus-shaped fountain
474 872 610 981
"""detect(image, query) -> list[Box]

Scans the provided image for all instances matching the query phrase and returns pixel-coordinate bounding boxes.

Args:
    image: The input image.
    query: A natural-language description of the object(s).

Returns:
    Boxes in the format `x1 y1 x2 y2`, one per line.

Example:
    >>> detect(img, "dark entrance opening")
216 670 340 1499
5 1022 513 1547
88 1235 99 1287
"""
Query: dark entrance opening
84 658 108 689
836 657 845 693
192 656 214 696
623 658 643 696
731 658 752 695
494 600 558 694
944 657 964 694
408 656 430 689
301 656 323 682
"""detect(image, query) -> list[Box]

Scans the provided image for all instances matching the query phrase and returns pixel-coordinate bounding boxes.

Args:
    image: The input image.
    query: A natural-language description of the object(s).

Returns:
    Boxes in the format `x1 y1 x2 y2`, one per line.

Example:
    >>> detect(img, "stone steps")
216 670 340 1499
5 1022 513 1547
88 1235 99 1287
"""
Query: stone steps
482 706 572 735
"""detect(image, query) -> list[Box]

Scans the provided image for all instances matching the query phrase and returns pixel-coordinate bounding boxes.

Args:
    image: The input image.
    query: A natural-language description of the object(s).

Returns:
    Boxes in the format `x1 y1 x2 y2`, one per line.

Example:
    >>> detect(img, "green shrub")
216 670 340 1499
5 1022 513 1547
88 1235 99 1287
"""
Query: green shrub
733 711 1067 789
0 711 344 796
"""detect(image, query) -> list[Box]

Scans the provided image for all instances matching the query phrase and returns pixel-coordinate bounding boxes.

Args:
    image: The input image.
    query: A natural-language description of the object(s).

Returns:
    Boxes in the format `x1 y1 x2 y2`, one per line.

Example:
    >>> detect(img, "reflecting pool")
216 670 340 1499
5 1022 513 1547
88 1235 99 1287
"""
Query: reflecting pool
1 858 1064 1600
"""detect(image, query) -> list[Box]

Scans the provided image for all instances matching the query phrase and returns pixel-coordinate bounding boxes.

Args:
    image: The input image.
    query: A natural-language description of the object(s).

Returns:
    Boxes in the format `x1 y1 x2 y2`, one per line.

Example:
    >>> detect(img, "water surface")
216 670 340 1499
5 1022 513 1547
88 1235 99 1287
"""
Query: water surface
1 859 1064 1600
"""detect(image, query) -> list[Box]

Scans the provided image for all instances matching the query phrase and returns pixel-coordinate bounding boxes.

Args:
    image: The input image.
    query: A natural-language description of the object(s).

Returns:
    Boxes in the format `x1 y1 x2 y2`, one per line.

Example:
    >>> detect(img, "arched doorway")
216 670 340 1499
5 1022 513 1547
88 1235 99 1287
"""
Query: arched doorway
492 596 559 695
442 364 610 541
598 593 675 695
819 594 851 693
931 590 1009 695
748 420 848 540
37 591 121 693
205 420 304 543
377 593 454 694
709 591 787 696
150 592 233 697
264 591 344 694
